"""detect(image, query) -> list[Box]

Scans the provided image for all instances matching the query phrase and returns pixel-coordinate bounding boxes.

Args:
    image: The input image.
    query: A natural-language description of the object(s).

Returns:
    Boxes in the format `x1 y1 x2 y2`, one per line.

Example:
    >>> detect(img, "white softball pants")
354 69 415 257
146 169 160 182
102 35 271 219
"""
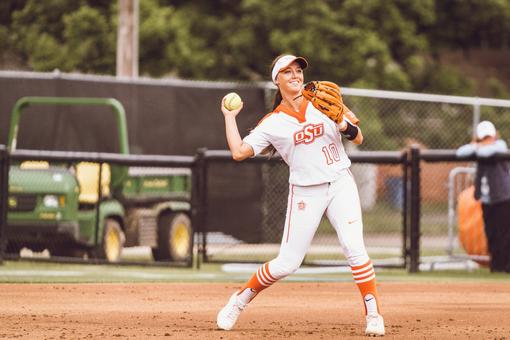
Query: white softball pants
267 169 370 279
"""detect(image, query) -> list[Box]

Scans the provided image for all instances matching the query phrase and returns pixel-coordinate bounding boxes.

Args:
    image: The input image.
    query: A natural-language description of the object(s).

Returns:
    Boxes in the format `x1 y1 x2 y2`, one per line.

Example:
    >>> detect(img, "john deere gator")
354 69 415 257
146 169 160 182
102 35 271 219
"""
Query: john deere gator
6 97 193 262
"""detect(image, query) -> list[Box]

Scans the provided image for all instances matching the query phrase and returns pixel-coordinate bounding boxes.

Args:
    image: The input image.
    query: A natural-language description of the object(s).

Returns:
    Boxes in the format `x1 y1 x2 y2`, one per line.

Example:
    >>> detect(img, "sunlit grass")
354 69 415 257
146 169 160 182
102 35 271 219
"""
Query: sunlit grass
317 201 451 235
0 260 508 284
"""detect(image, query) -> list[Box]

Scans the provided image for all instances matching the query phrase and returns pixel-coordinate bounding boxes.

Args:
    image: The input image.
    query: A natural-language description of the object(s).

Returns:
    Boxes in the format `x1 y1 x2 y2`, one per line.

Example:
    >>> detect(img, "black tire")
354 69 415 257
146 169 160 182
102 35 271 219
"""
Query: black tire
50 246 87 259
29 245 47 252
90 218 125 263
5 241 22 255
152 213 192 262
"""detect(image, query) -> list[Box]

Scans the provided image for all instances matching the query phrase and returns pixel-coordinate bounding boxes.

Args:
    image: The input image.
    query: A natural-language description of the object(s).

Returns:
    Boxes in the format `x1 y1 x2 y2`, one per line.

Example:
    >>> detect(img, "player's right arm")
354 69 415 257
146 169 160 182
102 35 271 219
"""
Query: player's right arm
221 96 254 161
456 143 477 157
476 139 508 158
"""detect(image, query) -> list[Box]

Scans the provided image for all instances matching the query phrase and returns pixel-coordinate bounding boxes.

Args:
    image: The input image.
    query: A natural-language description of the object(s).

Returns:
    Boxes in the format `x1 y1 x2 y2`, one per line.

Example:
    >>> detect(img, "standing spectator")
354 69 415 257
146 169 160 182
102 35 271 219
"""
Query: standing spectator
456 121 510 272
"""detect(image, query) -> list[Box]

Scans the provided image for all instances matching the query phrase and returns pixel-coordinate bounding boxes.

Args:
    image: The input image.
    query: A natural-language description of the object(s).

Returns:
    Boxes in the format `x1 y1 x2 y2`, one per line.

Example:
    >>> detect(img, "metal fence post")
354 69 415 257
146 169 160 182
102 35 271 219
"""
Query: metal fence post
401 151 409 269
191 149 201 269
0 145 8 264
94 162 103 249
193 148 208 269
189 156 198 268
472 99 481 137
409 145 421 273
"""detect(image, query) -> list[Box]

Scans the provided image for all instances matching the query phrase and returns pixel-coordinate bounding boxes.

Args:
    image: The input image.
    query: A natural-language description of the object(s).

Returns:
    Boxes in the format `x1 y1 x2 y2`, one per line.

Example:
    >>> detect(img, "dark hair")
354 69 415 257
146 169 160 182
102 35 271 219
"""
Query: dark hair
272 89 283 111
260 55 287 158
270 55 286 110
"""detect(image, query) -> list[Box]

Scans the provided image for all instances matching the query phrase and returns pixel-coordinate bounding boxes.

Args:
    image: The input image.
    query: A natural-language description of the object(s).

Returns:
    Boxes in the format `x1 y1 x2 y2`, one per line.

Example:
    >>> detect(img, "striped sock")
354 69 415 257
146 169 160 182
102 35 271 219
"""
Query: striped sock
351 260 381 315
236 262 277 304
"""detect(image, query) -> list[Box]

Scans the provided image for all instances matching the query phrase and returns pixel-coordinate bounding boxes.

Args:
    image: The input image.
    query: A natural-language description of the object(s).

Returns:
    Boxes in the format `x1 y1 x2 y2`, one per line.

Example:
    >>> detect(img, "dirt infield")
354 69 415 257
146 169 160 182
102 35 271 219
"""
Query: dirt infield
0 282 509 339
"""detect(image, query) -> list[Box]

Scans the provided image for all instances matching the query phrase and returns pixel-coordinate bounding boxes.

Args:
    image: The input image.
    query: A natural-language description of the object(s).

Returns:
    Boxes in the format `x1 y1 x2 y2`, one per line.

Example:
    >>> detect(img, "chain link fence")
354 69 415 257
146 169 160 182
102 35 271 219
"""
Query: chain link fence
202 85 510 268
2 73 510 270
334 87 510 267
418 150 510 269
200 150 407 267
333 89 510 267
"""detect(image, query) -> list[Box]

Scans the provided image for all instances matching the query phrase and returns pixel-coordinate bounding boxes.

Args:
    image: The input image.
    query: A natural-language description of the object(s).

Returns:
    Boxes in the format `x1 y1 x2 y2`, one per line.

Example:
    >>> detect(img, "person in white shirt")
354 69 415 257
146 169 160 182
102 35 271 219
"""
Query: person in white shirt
456 120 510 272
216 54 385 336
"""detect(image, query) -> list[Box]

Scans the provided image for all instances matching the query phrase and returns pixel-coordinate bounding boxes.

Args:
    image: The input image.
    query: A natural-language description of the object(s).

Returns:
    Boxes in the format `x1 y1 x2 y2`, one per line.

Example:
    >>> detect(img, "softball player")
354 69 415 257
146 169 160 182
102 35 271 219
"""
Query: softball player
217 54 385 336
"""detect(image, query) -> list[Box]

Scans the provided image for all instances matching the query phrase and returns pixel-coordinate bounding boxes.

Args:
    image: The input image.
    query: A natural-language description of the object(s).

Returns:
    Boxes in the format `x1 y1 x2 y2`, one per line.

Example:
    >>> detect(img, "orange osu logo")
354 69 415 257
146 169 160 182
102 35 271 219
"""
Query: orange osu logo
297 200 306 210
294 123 324 145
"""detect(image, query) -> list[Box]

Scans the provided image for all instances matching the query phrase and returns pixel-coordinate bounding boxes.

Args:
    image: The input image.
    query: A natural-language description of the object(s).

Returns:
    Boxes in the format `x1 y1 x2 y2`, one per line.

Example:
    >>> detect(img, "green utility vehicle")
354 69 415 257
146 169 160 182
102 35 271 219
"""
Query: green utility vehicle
6 97 193 262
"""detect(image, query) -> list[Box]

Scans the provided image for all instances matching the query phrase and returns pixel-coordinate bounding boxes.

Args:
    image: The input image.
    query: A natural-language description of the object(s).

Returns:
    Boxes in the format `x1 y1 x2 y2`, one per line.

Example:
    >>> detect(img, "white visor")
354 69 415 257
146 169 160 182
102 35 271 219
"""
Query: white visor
476 120 496 139
271 55 308 84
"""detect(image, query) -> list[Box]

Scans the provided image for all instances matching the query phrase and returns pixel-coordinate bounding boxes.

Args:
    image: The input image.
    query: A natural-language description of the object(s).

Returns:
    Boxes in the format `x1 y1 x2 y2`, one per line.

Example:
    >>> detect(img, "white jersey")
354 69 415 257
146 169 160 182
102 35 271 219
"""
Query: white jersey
243 99 351 186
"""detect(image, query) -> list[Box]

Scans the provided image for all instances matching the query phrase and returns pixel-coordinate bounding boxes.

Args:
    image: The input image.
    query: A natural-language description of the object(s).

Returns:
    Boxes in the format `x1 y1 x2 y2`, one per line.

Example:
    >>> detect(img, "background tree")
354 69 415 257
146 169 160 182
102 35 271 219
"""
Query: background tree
3 0 509 96
9 0 114 72
2 0 510 150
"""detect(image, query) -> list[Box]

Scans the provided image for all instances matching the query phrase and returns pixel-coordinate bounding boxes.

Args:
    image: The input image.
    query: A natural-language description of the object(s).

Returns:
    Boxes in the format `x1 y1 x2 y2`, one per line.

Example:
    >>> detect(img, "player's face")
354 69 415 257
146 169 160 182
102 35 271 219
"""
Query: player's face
479 135 496 145
276 62 304 95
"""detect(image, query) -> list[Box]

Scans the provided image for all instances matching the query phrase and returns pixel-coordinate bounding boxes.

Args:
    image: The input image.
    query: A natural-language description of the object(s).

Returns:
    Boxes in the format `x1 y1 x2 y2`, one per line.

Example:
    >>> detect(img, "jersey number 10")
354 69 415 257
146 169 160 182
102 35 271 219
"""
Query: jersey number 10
322 143 340 165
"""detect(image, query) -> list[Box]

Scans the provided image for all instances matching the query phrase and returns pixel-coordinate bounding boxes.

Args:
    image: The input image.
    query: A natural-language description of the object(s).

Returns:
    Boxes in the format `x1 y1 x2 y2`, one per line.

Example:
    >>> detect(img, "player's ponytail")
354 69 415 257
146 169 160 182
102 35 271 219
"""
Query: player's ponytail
260 56 287 158
262 88 281 158
270 55 285 110
272 89 283 111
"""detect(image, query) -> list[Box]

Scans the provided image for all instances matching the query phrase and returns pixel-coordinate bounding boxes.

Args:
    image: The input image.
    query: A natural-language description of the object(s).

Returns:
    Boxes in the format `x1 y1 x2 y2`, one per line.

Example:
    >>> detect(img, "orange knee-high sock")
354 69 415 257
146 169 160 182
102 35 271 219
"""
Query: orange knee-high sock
236 262 277 304
351 260 381 315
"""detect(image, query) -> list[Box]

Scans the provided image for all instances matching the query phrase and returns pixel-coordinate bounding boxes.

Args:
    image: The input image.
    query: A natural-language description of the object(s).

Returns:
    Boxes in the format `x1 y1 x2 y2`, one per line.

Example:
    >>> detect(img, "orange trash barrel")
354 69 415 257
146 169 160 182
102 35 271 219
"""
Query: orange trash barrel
457 186 489 263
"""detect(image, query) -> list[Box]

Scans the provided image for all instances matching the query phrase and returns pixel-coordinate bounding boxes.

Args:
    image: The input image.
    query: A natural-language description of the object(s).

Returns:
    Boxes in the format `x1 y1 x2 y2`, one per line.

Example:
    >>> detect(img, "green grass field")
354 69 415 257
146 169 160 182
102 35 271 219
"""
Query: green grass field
0 260 508 284
317 201 451 235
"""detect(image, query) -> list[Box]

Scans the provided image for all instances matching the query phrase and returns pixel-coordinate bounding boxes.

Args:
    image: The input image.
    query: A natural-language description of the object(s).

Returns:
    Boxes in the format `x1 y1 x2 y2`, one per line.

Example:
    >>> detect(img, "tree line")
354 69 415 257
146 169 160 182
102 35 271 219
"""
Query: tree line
1 0 510 99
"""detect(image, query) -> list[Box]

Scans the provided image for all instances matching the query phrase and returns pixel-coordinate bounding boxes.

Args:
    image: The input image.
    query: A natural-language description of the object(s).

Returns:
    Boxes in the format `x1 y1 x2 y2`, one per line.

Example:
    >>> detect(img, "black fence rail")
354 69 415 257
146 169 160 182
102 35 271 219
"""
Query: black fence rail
412 147 510 271
2 146 507 272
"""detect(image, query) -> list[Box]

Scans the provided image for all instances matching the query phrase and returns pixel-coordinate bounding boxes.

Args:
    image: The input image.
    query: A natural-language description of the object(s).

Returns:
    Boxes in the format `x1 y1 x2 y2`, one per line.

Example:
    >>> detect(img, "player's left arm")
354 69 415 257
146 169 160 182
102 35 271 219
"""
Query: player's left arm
351 125 363 145
476 139 508 158
338 112 363 145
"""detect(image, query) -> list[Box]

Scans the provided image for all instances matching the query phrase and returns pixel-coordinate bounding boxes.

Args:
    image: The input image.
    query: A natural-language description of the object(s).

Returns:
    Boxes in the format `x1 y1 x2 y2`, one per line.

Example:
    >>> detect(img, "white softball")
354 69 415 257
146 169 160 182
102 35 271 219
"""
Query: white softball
224 92 242 111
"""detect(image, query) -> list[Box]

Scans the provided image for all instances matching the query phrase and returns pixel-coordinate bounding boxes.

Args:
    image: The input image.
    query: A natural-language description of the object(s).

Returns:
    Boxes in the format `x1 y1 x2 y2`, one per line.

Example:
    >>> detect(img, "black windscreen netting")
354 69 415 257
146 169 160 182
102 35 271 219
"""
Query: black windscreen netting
0 73 271 258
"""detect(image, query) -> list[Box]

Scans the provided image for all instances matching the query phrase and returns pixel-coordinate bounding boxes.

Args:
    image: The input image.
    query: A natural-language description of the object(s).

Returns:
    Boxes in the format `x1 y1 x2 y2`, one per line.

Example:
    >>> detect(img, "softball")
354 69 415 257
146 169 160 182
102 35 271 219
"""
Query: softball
224 92 242 111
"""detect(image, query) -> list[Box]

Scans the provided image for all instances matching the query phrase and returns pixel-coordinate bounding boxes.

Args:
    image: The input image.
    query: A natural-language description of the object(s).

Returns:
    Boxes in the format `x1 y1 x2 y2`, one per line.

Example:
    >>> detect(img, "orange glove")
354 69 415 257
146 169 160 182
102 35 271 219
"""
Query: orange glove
302 81 360 125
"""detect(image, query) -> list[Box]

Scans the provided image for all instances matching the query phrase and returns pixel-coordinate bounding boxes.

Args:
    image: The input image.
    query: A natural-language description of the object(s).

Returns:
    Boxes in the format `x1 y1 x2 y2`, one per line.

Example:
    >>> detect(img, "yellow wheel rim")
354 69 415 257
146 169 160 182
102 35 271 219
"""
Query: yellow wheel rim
105 227 120 261
171 223 190 258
